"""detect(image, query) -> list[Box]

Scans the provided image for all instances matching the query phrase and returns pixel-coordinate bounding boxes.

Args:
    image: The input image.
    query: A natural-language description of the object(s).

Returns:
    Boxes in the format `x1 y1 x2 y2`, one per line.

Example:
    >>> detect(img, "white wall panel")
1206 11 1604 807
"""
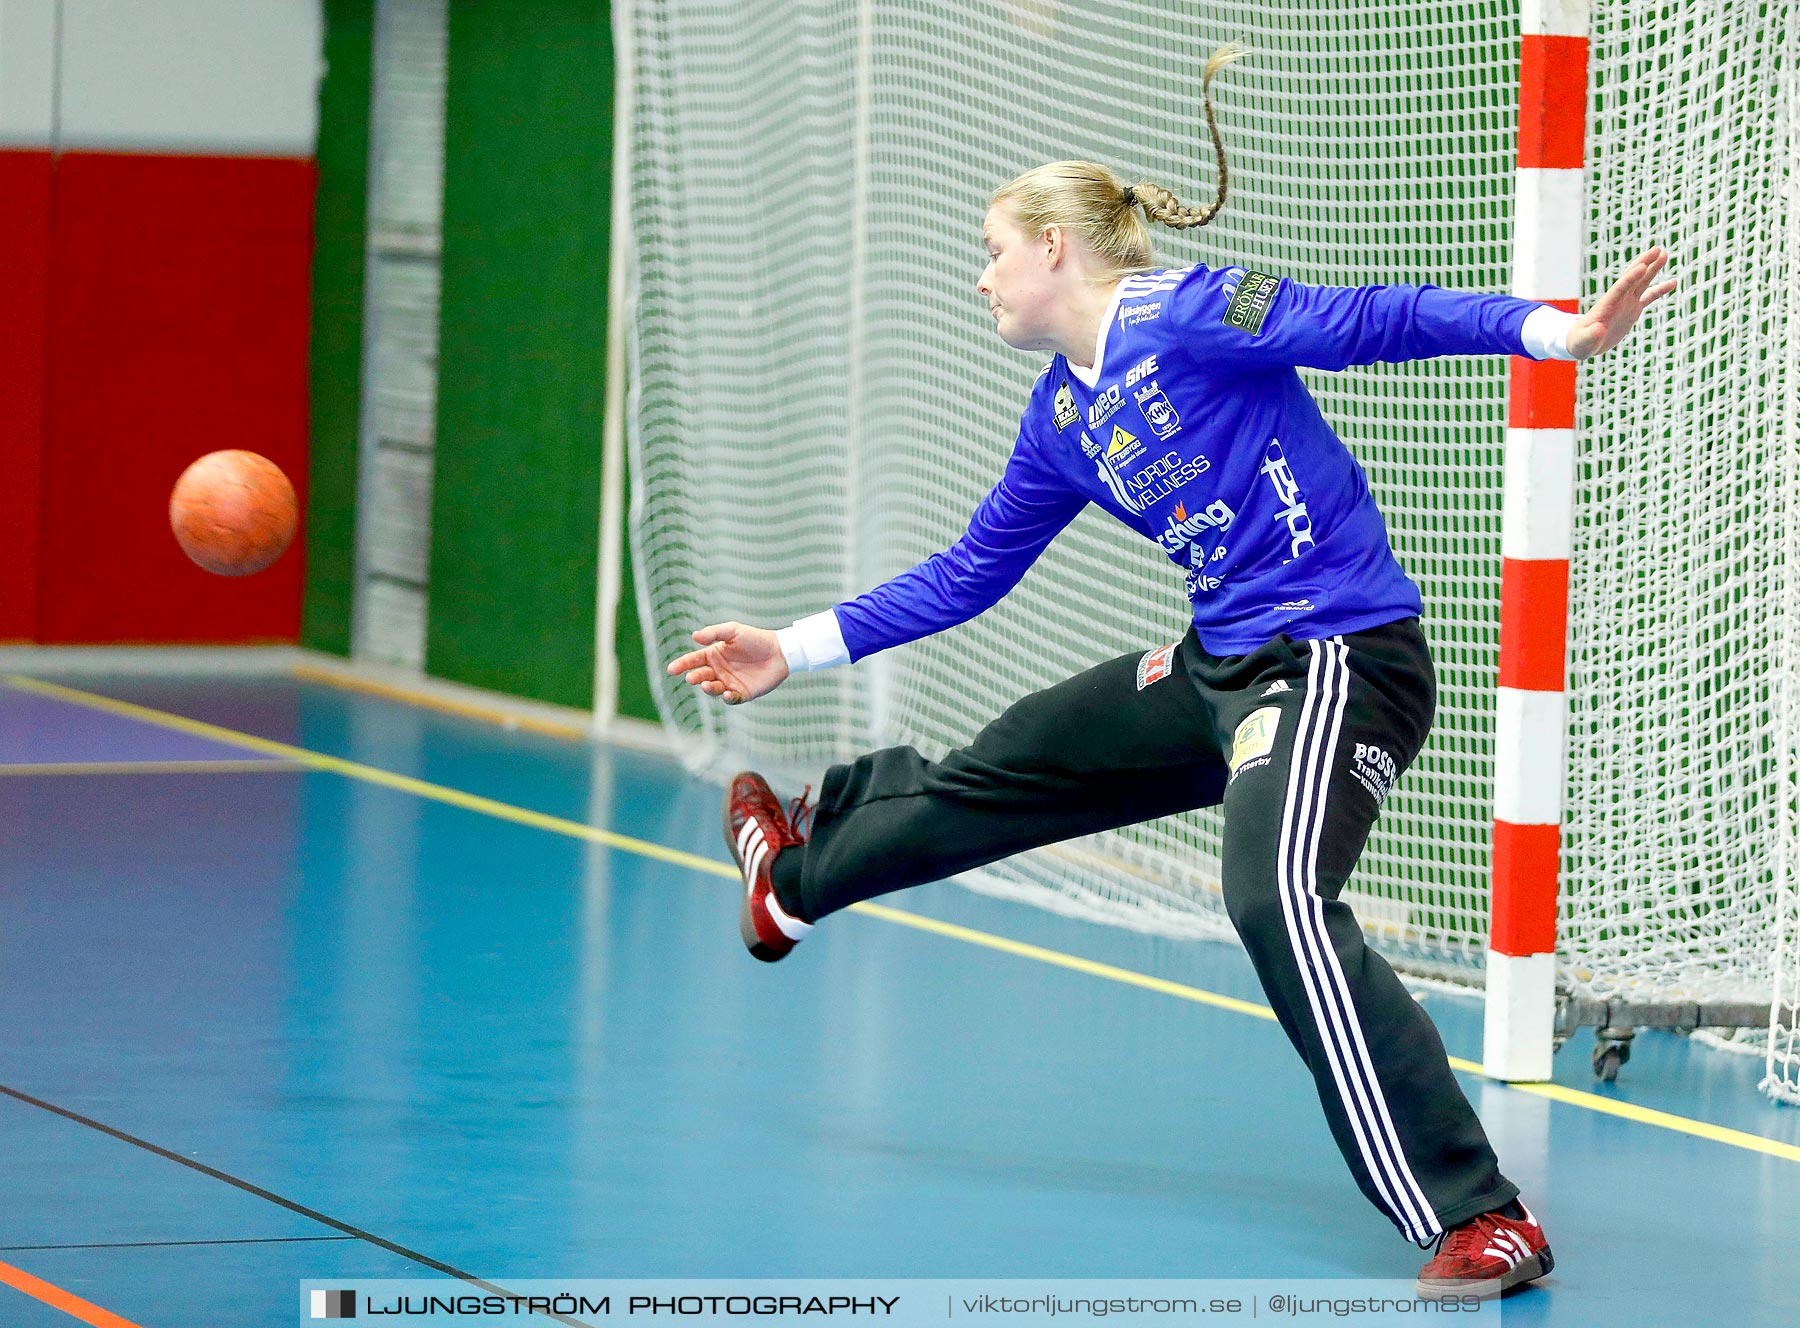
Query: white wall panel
0 0 57 146
57 0 322 154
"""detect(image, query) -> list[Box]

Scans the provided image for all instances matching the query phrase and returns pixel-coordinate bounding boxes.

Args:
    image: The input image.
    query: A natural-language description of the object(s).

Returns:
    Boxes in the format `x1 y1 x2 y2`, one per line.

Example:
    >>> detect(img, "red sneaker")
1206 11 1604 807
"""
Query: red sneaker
1416 1201 1554 1299
723 772 812 962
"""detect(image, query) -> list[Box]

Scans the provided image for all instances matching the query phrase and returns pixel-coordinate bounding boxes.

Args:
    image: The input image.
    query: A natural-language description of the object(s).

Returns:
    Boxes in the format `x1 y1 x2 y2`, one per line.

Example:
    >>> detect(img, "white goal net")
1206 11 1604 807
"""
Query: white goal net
623 0 1800 1098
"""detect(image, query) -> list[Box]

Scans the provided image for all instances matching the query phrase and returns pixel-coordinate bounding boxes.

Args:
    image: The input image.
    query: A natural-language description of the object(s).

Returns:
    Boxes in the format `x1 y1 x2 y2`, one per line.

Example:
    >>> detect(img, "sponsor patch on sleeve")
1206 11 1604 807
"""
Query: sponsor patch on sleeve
1222 270 1282 337
1052 381 1079 431
1135 642 1179 690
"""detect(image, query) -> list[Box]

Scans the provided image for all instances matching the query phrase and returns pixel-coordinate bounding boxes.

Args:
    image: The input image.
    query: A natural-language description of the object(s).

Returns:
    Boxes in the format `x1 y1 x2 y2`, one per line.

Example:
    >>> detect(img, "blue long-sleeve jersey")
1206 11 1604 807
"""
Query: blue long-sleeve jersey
832 264 1553 659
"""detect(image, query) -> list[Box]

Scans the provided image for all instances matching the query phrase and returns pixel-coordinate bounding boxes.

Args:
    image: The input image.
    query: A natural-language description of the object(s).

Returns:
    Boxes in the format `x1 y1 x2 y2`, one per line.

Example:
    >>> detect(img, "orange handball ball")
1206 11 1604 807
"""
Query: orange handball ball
169 450 299 577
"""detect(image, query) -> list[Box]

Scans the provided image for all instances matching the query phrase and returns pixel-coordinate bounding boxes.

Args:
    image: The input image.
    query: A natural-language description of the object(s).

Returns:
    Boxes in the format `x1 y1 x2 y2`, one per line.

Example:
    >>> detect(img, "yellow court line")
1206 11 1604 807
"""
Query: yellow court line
0 759 309 777
9 673 1800 1167
847 902 1280 1022
291 664 591 741
854 902 1800 1163
4 675 724 879
1504 1080 1800 1160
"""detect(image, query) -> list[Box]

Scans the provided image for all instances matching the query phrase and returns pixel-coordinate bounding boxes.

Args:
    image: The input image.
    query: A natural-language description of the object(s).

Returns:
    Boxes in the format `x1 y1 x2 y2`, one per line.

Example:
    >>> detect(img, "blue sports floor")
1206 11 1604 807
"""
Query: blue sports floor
1 670 1797 1326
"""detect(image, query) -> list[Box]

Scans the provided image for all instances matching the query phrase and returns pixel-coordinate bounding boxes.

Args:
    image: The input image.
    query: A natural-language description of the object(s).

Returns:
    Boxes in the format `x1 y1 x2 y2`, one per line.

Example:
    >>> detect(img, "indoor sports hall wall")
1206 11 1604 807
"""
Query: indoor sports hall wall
0 0 320 645
303 0 655 719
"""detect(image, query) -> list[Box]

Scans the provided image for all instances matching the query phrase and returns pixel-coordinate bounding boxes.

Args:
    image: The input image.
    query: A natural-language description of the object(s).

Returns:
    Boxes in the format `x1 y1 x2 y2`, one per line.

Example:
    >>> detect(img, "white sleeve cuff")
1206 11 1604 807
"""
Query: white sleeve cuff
1520 305 1581 361
776 609 851 673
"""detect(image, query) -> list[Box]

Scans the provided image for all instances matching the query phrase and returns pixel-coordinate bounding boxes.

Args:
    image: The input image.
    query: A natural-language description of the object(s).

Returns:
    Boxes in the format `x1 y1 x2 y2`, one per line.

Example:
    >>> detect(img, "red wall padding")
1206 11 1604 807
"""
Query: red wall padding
0 149 53 641
38 152 315 644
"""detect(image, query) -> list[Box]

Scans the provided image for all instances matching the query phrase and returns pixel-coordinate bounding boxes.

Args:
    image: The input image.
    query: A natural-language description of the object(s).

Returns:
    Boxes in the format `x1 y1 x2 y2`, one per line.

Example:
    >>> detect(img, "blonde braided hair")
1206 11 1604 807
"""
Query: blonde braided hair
990 41 1249 282
1133 41 1249 230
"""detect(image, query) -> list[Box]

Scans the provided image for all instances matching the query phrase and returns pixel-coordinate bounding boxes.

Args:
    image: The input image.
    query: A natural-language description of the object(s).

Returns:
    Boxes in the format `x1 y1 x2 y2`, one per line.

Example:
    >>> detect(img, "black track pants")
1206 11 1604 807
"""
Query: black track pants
781 617 1516 1239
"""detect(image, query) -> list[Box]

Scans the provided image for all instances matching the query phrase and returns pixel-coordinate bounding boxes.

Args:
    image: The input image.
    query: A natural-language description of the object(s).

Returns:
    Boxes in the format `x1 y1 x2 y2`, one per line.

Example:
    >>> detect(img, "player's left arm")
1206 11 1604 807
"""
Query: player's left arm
1563 246 1678 359
1177 249 1676 369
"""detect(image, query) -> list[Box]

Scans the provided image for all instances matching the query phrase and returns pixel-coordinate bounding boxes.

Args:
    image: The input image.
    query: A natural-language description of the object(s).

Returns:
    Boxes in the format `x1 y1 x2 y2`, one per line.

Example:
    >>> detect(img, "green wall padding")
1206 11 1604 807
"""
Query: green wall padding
426 1 613 708
301 0 373 656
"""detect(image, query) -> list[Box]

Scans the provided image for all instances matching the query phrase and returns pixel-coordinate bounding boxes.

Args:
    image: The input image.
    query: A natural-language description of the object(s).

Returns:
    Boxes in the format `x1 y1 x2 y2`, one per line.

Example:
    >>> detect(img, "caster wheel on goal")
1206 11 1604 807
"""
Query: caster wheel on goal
1592 1027 1635 1082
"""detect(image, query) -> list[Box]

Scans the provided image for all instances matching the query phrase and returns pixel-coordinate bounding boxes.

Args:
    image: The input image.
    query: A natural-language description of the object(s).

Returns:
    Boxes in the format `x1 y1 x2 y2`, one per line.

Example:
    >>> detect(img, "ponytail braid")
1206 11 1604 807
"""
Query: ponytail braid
1131 41 1249 232
989 42 1249 281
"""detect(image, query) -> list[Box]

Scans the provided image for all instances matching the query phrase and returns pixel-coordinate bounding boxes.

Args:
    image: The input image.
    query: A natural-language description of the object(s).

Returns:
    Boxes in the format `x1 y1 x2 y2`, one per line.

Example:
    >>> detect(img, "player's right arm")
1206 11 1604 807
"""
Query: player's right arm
668 427 1086 704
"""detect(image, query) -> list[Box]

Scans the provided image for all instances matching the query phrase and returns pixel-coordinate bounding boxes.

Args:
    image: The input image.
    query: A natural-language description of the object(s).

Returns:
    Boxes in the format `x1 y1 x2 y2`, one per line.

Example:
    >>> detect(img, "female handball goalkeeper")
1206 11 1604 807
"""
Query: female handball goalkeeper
667 44 1675 1298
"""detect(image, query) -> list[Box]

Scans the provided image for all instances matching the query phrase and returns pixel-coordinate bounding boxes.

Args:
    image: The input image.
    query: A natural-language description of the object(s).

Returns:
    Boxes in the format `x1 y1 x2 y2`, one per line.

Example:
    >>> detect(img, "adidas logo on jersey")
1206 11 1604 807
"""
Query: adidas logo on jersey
1261 679 1291 698
1119 267 1192 297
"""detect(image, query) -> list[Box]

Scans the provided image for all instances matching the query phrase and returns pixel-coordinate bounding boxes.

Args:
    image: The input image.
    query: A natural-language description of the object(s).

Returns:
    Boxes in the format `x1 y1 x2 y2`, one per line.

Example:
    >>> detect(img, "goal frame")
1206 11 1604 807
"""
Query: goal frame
1484 0 1591 1080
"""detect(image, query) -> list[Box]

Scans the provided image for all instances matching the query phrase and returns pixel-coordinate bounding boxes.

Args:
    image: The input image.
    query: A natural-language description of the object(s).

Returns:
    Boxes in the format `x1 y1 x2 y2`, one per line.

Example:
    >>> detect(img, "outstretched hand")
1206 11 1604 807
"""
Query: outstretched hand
1567 246 1678 360
666 621 789 706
